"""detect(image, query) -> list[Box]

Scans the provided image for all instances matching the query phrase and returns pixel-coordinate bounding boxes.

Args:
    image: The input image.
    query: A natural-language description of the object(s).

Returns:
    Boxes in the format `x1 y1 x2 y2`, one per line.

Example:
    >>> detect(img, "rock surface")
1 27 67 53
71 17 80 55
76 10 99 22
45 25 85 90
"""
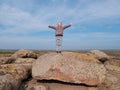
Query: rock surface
0 74 13 90
103 59 120 90
26 79 99 90
88 50 109 62
14 58 35 64
11 49 37 59
26 79 48 90
32 52 106 86
0 57 14 65
0 64 32 90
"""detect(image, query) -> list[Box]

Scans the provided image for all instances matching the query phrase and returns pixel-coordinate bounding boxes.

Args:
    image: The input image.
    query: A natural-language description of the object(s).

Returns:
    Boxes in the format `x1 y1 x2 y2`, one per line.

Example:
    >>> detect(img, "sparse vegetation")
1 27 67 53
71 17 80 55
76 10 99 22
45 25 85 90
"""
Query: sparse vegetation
0 49 17 54
0 49 120 56
0 49 120 60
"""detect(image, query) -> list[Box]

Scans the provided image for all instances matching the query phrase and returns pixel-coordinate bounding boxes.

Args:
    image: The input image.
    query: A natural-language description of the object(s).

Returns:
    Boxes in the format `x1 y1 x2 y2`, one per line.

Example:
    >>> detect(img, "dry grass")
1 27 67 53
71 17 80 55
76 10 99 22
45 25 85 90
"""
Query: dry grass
0 49 120 58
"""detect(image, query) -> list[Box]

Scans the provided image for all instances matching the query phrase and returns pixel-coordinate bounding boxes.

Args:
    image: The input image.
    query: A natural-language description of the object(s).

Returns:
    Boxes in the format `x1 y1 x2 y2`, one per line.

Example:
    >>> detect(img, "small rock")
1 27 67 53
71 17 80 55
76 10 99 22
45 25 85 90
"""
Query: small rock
88 50 109 62
11 49 37 59
26 79 48 90
27 85 48 90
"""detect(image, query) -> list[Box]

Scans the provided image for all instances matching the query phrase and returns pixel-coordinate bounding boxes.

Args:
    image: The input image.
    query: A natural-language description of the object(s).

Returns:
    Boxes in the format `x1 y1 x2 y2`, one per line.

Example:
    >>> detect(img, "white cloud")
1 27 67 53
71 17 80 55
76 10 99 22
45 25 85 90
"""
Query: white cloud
0 0 120 34
0 5 50 36
0 0 120 49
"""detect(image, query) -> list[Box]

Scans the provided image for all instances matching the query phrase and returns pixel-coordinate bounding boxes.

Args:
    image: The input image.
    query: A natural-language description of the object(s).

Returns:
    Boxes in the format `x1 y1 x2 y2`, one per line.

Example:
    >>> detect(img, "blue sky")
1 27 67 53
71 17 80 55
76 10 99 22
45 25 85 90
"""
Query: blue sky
0 0 120 50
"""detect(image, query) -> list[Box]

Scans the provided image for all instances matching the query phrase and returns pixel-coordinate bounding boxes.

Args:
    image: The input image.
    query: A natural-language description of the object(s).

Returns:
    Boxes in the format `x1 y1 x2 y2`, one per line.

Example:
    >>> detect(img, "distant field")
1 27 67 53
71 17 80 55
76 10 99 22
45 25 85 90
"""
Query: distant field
102 50 120 57
0 49 17 54
0 50 50 57
0 49 120 57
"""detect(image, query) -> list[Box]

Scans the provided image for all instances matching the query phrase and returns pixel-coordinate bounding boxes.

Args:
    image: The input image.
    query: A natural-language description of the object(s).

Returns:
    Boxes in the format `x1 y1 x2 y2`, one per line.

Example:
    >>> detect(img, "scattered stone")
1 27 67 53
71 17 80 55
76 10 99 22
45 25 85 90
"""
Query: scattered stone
88 50 110 63
32 52 106 86
11 49 37 59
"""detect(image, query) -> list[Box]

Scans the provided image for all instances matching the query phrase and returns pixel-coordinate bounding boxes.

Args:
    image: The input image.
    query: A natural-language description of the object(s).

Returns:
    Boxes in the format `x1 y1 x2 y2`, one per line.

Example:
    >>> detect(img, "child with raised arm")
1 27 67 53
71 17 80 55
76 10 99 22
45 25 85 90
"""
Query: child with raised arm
48 22 72 53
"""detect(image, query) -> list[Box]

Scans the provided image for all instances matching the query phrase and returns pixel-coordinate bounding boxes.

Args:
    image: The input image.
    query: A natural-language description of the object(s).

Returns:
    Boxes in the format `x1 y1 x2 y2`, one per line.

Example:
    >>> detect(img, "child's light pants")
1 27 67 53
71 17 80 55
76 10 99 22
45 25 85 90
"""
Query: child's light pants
56 36 62 52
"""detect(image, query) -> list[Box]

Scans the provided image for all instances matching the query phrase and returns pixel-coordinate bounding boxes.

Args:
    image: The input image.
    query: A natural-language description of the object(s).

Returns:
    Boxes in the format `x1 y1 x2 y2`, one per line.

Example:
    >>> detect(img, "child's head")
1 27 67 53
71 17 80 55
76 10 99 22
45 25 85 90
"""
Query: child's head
57 22 62 26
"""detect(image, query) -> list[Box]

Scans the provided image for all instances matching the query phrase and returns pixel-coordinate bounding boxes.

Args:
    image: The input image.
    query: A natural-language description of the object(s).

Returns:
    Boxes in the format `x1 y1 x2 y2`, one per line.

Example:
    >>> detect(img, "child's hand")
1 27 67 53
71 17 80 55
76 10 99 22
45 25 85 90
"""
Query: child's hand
70 23 72 25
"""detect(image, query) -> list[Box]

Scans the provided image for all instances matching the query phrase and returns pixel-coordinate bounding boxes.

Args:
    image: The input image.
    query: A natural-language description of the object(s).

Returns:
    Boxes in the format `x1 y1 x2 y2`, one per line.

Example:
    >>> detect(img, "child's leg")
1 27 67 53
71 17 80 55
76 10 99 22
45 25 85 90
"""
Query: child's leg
56 36 62 53
56 36 59 52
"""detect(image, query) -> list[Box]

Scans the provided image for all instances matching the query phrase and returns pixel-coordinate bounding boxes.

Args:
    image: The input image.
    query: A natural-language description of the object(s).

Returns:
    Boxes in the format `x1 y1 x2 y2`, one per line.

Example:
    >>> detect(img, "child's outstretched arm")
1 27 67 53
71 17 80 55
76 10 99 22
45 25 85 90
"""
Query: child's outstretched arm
63 23 72 30
48 25 56 30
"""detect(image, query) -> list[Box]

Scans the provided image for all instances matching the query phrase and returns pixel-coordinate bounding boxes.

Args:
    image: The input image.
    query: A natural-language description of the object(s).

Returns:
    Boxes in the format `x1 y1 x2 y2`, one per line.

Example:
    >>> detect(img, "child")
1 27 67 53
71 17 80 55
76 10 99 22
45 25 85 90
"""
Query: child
48 22 72 53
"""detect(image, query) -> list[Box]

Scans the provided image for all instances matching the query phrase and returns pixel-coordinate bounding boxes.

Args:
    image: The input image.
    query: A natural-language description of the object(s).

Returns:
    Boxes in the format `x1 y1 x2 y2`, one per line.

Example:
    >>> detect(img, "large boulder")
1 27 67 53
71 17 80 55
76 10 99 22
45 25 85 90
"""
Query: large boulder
0 63 32 90
88 50 109 62
11 49 37 59
32 52 106 86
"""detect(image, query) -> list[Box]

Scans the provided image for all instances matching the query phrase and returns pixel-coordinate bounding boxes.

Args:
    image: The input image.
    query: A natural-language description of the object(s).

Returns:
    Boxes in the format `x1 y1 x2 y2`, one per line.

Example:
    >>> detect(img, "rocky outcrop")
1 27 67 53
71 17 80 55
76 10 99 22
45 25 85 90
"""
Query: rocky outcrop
1 49 119 90
0 49 38 90
88 50 109 62
11 49 37 59
0 64 32 90
32 52 106 86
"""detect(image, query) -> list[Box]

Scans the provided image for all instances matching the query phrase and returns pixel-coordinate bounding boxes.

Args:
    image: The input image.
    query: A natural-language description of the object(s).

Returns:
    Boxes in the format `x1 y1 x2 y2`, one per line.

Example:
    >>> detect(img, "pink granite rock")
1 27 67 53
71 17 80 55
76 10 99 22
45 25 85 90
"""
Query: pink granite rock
32 52 106 86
